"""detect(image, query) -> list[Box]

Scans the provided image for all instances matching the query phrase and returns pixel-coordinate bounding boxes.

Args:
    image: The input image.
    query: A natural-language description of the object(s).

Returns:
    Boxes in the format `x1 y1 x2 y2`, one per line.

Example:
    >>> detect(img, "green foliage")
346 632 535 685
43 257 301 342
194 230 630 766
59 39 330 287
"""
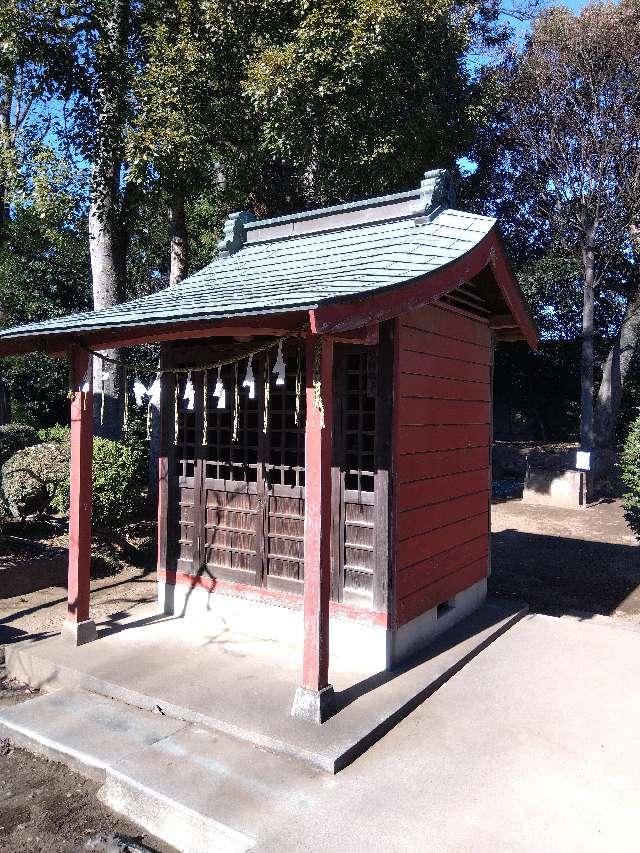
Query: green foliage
37 423 70 443
1 440 69 517
515 249 628 343
621 413 640 539
0 177 91 426
493 340 582 442
52 435 147 527
2 421 147 525
93 437 147 527
0 422 39 465
244 0 483 209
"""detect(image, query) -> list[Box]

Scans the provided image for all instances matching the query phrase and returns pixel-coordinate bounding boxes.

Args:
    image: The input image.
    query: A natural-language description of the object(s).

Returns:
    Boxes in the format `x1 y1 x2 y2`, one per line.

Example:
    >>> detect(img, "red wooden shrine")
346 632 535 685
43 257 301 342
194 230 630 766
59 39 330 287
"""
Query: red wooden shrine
0 170 537 723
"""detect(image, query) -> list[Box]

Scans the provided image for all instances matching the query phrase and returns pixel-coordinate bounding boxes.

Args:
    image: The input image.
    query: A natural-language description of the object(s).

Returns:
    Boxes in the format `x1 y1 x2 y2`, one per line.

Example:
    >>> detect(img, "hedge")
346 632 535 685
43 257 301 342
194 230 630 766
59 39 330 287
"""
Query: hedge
2 427 147 526
621 413 640 540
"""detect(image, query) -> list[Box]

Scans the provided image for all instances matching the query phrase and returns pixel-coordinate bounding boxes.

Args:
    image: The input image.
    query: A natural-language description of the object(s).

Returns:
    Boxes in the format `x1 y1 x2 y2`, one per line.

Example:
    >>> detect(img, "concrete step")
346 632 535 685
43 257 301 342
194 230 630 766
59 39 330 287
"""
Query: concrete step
0 688 323 853
97 724 323 853
0 688 186 779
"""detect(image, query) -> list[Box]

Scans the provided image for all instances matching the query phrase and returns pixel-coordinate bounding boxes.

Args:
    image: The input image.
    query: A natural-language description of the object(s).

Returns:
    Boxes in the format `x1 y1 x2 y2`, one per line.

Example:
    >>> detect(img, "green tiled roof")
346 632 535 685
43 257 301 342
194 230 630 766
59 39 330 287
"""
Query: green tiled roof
0 173 496 346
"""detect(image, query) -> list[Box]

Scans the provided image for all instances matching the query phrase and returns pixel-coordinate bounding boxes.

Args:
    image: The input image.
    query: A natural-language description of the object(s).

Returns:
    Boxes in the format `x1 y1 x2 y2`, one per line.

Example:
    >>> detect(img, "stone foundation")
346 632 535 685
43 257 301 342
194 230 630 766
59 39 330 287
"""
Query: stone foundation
158 577 487 672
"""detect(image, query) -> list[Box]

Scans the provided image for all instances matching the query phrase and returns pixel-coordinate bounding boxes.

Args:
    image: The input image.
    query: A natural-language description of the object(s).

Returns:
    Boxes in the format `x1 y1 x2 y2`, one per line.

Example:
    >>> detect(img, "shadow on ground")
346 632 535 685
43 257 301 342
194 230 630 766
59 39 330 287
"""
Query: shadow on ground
490 528 640 617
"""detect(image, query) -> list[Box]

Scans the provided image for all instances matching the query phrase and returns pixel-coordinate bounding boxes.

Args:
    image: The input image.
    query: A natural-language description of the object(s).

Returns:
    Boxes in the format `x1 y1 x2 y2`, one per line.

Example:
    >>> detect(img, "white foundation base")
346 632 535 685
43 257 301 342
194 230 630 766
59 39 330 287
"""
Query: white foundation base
389 578 488 665
158 577 487 672
61 618 97 646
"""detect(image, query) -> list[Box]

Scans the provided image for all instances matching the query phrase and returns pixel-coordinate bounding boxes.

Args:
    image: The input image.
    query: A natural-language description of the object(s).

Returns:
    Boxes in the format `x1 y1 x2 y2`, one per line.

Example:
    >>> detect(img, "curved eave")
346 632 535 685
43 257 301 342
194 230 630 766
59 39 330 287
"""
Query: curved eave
310 226 539 350
0 223 537 357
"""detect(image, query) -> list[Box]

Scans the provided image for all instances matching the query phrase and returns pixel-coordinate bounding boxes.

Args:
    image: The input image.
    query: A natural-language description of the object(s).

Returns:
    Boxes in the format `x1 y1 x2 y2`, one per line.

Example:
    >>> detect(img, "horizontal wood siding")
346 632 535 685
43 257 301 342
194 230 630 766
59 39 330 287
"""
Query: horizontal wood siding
394 304 492 627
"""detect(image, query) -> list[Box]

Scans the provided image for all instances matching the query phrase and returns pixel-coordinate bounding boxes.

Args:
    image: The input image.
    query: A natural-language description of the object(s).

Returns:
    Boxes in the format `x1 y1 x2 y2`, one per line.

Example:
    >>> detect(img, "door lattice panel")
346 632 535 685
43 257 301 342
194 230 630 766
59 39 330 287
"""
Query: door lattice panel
265 343 306 592
203 362 259 485
201 361 261 584
265 343 306 489
175 374 198 572
344 351 376 493
339 348 377 604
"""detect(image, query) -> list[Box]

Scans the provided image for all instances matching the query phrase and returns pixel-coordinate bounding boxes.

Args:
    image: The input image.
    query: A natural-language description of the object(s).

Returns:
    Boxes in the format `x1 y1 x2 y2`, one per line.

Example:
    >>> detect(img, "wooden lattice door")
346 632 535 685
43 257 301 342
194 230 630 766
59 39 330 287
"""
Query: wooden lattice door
332 346 378 606
200 362 263 585
173 342 306 589
175 373 200 575
263 342 306 592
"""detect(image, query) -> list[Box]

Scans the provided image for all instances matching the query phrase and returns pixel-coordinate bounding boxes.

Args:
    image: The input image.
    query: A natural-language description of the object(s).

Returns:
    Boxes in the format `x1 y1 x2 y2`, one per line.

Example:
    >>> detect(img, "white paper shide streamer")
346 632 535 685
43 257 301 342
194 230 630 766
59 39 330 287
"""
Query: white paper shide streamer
147 376 161 408
99 370 110 424
183 371 195 411
133 379 147 407
213 366 226 409
242 357 255 399
272 340 286 386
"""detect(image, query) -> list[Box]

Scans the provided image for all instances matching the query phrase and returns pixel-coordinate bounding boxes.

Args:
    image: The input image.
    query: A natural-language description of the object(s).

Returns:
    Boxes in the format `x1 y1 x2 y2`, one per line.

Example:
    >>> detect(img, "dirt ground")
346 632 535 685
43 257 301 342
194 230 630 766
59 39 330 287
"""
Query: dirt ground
0 649 176 853
0 521 173 853
491 497 640 620
0 562 158 646
0 738 173 853
0 495 638 851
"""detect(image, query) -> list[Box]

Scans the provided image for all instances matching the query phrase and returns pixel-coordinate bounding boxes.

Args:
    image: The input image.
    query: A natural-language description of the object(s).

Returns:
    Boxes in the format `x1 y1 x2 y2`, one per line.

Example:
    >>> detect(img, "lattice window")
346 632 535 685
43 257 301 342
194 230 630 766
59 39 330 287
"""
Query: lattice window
344 351 376 492
265 342 306 489
203 362 259 484
175 375 197 480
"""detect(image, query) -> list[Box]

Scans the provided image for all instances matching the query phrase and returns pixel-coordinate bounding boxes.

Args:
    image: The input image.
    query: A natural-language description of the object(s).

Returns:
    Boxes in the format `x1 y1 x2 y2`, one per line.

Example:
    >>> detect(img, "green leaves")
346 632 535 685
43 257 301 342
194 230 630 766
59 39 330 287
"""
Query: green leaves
621 412 640 539
243 0 476 208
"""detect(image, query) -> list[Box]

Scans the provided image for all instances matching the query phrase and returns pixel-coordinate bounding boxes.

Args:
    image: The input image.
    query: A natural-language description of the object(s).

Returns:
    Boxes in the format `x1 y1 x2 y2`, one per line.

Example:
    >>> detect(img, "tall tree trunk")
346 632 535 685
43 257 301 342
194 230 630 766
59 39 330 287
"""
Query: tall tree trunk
89 151 125 439
169 189 188 286
149 189 189 509
88 0 129 440
580 239 596 451
592 279 640 493
0 78 15 412
592 225 640 491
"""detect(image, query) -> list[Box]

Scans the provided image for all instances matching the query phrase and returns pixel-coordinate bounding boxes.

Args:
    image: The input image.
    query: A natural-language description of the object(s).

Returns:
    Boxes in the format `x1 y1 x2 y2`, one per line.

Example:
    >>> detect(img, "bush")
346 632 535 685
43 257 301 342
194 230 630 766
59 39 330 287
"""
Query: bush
0 423 39 466
621 413 640 540
37 424 71 444
52 436 147 527
1 441 70 517
2 429 147 526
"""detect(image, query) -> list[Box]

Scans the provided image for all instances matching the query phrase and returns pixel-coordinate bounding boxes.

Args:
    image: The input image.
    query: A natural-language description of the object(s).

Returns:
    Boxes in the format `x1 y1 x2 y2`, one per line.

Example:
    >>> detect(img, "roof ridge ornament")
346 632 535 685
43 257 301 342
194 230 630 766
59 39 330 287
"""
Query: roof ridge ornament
419 169 457 214
217 210 256 257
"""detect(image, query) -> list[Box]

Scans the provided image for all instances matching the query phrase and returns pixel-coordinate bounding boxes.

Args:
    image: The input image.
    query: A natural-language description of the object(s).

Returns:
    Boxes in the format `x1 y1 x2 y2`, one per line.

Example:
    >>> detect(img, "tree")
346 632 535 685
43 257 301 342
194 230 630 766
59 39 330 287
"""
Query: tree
0 0 75 266
243 0 493 211
79 0 132 438
0 151 92 425
468 2 640 474
0 2 80 423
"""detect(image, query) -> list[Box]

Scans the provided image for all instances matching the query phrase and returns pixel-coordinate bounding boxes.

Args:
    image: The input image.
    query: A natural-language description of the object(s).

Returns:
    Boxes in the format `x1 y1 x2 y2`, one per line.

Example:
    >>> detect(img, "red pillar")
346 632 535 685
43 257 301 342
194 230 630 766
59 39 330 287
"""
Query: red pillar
291 333 334 723
62 346 96 645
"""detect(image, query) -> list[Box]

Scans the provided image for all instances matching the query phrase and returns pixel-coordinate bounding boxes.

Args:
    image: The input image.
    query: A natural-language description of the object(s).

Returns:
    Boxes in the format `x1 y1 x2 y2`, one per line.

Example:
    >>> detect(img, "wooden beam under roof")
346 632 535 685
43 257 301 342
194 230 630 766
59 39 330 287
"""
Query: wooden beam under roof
32 312 309 358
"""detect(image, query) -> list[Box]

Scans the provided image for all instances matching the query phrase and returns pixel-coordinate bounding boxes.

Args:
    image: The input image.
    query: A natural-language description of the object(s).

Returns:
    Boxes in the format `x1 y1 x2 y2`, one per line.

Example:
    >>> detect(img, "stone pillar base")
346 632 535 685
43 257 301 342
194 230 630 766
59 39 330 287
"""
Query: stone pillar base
61 618 97 646
291 684 335 724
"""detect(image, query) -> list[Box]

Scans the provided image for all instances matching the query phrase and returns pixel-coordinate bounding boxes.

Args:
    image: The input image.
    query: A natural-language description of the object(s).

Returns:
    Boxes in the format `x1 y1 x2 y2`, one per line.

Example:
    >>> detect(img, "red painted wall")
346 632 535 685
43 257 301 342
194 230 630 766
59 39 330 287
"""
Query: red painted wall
393 303 492 627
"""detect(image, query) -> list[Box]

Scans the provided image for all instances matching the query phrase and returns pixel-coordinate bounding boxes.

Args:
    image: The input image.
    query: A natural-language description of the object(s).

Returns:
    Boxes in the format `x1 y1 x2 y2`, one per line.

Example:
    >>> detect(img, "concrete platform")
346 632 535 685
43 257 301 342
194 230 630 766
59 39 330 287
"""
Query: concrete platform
4 611 639 853
4 599 525 773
